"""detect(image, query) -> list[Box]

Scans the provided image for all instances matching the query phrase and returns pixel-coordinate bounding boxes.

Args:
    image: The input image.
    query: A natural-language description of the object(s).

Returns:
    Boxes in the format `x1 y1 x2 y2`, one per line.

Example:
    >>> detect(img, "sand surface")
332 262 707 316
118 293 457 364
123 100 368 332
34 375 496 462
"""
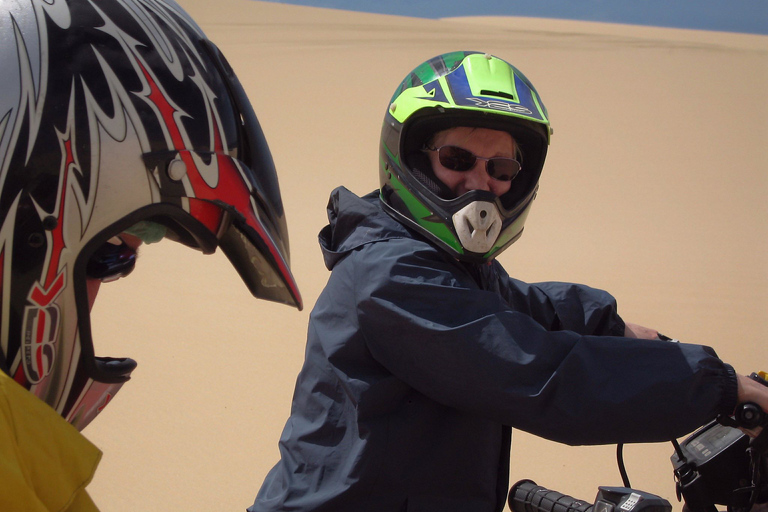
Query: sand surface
84 1 768 510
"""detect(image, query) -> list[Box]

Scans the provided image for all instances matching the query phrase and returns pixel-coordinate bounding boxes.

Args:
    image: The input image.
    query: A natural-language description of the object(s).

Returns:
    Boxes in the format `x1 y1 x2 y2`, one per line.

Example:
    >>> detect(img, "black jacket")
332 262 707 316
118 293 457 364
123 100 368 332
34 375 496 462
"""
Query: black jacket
251 187 737 512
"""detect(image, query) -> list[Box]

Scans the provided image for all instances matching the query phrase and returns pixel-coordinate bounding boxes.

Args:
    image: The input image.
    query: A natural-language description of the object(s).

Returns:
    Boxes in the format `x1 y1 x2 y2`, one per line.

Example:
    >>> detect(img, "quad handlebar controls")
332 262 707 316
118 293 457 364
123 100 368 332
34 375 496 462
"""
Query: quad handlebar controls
509 480 671 512
729 372 768 430
510 371 767 512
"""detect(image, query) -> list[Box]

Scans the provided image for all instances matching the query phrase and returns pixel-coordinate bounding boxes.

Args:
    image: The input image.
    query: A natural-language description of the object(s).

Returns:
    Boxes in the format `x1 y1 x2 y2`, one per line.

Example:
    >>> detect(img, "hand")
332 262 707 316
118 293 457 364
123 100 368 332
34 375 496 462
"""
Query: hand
736 374 768 437
624 322 660 340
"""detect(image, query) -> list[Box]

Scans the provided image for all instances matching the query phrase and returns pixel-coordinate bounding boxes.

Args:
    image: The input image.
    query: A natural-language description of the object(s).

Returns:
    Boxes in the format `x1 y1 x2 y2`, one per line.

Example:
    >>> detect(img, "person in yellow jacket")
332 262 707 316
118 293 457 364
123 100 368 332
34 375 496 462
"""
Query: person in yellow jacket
0 0 302 508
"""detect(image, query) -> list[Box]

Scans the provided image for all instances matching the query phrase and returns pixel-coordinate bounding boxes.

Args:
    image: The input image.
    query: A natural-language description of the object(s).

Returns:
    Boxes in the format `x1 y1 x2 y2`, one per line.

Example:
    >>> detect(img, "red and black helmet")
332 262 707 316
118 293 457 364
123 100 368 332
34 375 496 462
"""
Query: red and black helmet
0 0 301 430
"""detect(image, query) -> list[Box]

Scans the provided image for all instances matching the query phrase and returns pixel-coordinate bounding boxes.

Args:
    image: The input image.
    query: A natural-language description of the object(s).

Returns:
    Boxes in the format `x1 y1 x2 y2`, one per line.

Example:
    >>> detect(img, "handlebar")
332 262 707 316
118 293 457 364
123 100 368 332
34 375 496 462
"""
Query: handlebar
509 480 672 512
509 480 594 512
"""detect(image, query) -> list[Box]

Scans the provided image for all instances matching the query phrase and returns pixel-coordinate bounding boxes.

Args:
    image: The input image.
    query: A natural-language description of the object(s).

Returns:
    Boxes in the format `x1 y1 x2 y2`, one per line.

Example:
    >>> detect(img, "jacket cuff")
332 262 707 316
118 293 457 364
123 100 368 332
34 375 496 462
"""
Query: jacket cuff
719 363 739 415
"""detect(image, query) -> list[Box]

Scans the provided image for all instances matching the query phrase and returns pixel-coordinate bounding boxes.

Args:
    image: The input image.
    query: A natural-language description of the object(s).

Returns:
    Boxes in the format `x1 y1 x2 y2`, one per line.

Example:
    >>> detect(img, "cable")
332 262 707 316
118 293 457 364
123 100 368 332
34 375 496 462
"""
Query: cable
617 443 631 488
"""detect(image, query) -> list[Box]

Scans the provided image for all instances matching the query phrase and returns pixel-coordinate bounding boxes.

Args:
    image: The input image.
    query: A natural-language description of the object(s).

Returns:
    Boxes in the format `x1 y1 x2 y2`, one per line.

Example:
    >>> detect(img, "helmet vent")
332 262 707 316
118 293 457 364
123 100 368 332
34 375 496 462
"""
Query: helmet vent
412 168 450 199
480 90 516 101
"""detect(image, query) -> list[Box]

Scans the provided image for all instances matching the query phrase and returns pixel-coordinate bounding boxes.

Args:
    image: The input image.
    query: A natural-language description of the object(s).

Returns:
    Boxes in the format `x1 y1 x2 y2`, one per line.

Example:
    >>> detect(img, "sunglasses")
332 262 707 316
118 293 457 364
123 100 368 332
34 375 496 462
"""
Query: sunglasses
423 145 522 182
86 237 137 282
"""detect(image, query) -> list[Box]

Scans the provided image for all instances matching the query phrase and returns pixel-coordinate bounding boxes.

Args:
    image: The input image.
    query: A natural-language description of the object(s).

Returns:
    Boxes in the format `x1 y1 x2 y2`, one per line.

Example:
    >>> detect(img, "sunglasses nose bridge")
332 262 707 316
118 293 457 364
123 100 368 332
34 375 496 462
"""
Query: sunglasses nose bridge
451 148 501 180
471 155 498 183
462 159 495 192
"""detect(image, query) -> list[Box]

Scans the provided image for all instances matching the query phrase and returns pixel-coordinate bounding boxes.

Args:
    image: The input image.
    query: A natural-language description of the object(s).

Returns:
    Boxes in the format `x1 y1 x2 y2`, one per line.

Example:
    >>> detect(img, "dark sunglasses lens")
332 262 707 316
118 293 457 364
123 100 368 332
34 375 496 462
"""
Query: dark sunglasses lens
438 146 476 172
487 159 521 182
87 240 137 282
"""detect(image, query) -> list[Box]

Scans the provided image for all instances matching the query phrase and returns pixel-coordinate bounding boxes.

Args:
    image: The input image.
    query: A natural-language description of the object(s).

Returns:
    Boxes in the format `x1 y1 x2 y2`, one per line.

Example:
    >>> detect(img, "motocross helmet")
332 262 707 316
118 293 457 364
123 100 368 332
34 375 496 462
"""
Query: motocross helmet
0 0 301 430
380 51 552 262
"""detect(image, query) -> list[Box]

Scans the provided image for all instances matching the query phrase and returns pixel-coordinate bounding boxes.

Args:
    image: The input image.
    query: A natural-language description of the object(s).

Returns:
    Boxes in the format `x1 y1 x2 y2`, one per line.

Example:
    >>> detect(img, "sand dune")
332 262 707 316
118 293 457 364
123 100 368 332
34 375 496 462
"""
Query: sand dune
84 1 768 510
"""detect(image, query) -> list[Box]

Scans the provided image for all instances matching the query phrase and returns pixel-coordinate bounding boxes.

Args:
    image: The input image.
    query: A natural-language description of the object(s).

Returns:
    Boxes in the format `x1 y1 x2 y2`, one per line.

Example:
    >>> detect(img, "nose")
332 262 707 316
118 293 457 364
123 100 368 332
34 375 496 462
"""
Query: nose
462 161 493 192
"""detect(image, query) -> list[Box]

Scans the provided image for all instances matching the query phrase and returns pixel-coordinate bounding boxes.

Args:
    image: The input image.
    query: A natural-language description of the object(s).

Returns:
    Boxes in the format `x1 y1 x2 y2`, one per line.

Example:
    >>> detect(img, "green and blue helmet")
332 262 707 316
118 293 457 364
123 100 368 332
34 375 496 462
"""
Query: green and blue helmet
379 51 552 262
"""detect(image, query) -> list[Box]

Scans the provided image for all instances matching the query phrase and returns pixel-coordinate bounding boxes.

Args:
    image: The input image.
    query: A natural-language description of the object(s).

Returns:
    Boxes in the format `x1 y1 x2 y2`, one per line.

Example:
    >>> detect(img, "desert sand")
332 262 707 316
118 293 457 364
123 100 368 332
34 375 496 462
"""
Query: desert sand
84 0 768 510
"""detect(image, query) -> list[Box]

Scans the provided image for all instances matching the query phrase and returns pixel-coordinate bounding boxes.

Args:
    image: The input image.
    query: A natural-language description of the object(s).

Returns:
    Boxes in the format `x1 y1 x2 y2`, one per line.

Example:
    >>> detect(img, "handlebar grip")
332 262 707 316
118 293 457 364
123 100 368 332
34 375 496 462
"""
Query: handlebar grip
735 402 767 430
509 480 594 512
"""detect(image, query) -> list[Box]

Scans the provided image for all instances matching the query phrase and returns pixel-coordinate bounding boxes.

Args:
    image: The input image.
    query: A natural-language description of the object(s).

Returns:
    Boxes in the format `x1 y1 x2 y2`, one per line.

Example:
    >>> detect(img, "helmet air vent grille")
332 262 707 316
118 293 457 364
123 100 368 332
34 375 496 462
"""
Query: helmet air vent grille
480 90 516 101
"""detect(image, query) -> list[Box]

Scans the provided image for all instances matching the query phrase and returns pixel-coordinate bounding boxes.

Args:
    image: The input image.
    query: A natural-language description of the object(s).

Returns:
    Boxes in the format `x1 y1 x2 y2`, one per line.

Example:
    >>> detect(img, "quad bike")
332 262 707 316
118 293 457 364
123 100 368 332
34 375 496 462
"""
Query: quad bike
510 372 768 512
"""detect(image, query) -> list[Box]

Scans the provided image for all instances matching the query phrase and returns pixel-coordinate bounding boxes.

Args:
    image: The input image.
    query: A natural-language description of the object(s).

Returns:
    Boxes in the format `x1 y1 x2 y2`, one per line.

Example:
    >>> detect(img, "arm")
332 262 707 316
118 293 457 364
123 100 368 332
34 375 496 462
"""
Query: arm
498 271 627 337
619 326 765 430
353 240 736 445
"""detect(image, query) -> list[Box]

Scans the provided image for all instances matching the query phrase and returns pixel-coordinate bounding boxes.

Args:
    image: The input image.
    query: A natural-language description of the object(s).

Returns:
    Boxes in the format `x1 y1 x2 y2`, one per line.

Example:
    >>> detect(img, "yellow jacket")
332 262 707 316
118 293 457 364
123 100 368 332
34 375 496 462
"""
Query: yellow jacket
0 371 101 511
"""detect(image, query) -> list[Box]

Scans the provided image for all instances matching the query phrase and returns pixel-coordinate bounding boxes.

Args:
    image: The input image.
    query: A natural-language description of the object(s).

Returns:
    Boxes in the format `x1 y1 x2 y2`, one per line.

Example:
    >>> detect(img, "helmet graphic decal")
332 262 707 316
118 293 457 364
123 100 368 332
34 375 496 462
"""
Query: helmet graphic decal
135 55 298 296
18 99 78 388
416 82 449 104
444 64 547 122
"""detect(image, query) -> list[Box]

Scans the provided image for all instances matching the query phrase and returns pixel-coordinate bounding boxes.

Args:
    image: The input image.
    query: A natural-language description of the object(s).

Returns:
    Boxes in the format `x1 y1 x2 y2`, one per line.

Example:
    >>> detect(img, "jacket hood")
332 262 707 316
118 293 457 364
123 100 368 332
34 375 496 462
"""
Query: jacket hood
319 187 413 270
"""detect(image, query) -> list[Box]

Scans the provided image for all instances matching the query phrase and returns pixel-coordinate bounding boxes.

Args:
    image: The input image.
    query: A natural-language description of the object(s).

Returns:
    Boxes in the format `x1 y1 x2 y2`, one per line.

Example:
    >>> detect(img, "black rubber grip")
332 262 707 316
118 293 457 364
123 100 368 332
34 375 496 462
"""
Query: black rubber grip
735 402 767 430
510 480 594 512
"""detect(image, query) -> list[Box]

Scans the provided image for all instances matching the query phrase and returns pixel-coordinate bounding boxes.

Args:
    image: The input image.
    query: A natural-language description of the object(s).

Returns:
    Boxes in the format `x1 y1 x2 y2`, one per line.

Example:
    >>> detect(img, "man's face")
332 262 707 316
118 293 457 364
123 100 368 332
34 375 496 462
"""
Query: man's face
426 127 517 198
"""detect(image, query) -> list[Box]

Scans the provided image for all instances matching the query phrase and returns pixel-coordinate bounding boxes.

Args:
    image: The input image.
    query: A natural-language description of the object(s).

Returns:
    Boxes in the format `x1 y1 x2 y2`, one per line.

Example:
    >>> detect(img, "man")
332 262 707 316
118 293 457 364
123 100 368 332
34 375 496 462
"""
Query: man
250 51 766 512
0 0 301 508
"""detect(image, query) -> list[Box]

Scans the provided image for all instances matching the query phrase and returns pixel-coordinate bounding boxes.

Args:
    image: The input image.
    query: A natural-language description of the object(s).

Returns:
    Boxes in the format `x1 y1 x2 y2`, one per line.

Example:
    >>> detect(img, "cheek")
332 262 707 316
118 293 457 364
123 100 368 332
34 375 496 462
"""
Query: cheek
432 166 461 192
491 180 512 197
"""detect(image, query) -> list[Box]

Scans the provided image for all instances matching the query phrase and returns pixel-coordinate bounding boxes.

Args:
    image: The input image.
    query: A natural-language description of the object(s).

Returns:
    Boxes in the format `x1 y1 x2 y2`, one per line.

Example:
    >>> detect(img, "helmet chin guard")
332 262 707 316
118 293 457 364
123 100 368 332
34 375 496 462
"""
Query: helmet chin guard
453 200 503 254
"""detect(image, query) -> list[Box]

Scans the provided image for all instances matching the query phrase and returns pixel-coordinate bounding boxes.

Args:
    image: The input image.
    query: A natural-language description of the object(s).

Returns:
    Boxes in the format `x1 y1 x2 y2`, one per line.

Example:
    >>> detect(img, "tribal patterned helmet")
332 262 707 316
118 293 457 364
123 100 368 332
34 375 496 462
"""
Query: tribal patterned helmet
0 0 301 430
380 51 552 262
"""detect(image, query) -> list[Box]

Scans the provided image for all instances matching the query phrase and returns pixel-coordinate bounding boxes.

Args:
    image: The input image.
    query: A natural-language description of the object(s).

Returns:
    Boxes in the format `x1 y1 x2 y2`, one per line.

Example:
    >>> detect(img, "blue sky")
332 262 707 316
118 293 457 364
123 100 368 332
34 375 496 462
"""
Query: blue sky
259 0 768 35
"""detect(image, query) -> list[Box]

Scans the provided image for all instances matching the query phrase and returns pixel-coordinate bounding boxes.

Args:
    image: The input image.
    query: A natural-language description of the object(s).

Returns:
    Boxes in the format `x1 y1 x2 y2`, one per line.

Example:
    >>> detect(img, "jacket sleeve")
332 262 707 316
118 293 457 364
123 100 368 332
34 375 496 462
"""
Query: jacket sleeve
352 238 737 446
493 265 627 337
